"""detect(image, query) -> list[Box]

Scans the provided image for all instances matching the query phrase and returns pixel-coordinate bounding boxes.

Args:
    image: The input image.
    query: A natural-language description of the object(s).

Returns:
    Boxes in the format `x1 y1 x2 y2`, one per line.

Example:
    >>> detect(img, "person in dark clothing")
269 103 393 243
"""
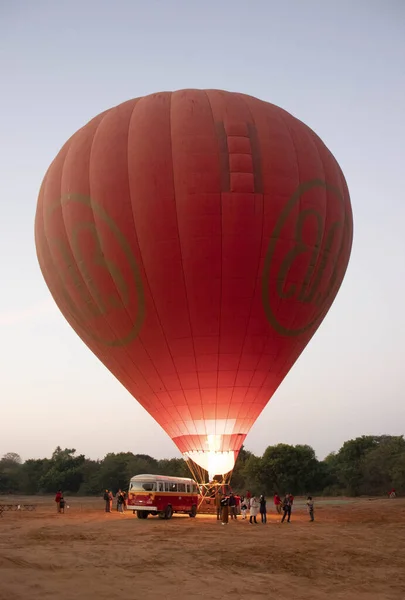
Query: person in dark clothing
220 495 229 525
59 495 65 514
281 494 292 523
259 495 267 523
117 491 126 513
215 492 222 520
228 493 237 520
103 490 111 513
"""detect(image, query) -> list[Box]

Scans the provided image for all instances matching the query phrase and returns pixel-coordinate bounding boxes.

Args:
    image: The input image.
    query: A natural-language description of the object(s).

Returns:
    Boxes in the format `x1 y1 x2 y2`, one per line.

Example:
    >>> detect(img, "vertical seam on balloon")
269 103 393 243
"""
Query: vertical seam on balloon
227 93 265 443
247 122 264 193
168 91 200 449
253 106 300 414
301 133 330 332
86 106 162 409
276 110 303 336
283 123 329 334
50 140 105 337
124 97 179 428
41 154 87 339
41 138 136 396
84 112 159 402
71 114 157 399
88 111 141 335
310 135 351 329
204 90 222 449
325 146 352 307
215 121 231 192
85 117 157 407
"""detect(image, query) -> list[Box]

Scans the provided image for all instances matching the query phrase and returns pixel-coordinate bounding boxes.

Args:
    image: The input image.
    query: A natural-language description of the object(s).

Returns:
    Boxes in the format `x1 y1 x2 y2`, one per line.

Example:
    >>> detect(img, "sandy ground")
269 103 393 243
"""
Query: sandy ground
0 496 404 600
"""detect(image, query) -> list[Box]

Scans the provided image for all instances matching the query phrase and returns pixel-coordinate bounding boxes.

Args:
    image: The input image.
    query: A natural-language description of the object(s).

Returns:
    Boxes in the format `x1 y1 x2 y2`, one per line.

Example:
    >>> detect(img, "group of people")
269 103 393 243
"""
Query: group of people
215 490 315 525
103 489 127 513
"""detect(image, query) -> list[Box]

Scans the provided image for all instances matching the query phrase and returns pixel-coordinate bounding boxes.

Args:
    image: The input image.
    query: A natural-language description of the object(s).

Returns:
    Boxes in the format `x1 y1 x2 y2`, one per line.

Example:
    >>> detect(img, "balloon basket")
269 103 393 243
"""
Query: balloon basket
185 458 233 514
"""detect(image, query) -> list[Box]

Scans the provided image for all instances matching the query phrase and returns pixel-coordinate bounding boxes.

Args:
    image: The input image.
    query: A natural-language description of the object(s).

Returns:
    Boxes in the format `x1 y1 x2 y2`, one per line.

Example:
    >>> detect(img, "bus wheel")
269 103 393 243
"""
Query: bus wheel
189 505 197 518
165 505 173 520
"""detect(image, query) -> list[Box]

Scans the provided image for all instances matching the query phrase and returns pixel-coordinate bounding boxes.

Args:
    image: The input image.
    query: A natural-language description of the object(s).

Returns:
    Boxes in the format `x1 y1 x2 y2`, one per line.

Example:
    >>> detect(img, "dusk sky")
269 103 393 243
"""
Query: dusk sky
1 0 404 463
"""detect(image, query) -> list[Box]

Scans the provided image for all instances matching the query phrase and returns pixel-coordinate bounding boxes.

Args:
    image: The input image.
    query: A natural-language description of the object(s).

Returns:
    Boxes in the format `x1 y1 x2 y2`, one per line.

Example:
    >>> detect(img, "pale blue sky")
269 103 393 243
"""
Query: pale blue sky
1 0 404 462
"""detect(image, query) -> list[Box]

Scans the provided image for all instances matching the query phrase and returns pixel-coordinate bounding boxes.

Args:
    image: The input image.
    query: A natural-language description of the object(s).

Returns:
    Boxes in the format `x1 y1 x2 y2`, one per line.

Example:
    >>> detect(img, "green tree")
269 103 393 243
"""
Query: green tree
359 436 405 495
229 446 253 491
0 453 22 493
20 459 49 494
333 436 386 495
256 444 323 495
96 452 159 492
38 448 86 493
157 458 189 477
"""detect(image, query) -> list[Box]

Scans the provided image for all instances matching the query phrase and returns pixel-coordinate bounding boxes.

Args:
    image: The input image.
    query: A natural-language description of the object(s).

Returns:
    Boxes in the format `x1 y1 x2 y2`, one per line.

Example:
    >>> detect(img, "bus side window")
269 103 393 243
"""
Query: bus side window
178 483 186 493
169 483 178 492
186 484 190 493
158 482 164 492
165 482 170 492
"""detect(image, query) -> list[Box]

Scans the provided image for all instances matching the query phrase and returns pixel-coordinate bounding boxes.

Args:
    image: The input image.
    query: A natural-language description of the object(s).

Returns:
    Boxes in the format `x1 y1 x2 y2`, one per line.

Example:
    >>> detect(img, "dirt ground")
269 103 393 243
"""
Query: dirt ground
0 496 404 600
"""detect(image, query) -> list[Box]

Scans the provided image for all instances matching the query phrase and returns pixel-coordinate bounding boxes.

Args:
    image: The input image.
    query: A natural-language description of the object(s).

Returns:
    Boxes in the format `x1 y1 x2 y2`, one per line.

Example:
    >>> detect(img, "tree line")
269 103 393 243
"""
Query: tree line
0 434 404 497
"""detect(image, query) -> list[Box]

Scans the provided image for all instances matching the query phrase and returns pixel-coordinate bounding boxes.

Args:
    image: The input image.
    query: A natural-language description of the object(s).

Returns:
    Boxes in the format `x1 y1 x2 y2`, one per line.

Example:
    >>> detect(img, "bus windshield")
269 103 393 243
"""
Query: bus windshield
129 481 156 492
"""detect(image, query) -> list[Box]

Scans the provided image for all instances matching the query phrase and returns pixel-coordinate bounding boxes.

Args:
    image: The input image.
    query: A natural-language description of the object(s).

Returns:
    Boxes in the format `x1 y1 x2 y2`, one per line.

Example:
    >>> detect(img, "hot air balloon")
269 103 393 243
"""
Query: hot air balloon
34 90 353 485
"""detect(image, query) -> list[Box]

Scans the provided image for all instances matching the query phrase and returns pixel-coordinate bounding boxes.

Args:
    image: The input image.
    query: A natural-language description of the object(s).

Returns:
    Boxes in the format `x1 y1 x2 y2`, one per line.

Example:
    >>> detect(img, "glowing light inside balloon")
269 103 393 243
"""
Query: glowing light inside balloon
184 434 236 481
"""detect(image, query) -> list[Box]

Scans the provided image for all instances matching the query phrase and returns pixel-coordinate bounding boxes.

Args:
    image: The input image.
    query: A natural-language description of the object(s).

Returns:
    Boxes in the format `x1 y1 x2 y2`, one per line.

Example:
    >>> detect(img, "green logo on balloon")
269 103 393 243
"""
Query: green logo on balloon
262 179 352 337
44 194 145 347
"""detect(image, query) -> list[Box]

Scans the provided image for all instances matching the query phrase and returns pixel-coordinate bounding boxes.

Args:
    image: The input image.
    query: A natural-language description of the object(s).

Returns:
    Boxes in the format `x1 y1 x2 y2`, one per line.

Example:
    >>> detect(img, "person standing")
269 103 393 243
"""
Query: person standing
55 490 62 513
215 491 222 520
104 490 111 513
274 493 282 515
240 496 248 519
281 494 292 523
118 491 126 513
289 493 295 516
307 496 314 522
221 495 229 525
249 496 259 524
259 495 267 524
228 493 237 520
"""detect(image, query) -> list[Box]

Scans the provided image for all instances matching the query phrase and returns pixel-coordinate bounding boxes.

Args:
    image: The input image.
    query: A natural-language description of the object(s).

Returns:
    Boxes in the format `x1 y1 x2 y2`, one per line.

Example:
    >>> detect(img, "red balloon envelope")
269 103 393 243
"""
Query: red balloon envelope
35 90 353 481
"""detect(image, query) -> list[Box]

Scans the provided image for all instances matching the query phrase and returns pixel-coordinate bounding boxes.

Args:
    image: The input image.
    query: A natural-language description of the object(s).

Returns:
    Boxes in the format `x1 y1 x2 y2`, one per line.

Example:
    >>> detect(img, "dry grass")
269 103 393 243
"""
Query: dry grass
0 496 404 599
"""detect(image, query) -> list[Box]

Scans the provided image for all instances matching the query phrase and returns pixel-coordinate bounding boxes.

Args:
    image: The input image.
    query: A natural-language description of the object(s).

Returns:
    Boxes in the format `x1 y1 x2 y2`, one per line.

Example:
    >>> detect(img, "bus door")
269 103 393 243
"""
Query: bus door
156 481 164 509
177 482 188 511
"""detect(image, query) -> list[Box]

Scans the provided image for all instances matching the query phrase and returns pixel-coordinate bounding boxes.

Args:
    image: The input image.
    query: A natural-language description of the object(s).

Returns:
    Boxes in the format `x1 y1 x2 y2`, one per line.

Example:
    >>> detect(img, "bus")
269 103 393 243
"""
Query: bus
127 474 199 520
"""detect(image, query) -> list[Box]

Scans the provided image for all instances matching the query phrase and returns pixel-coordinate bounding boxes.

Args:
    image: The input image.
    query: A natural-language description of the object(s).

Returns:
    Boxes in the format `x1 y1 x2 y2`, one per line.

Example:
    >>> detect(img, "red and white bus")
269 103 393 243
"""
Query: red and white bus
127 474 199 520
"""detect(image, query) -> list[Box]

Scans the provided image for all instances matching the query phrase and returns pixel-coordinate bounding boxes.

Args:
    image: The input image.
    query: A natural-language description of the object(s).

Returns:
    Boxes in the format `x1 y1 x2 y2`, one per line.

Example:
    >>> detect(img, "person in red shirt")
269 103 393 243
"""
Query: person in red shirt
274 493 282 514
55 490 62 513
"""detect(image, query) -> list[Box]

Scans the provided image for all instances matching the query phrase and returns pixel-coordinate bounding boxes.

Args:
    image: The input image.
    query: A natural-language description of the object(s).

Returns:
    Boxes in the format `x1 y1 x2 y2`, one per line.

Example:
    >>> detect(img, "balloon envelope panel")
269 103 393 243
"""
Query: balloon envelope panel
35 90 353 479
